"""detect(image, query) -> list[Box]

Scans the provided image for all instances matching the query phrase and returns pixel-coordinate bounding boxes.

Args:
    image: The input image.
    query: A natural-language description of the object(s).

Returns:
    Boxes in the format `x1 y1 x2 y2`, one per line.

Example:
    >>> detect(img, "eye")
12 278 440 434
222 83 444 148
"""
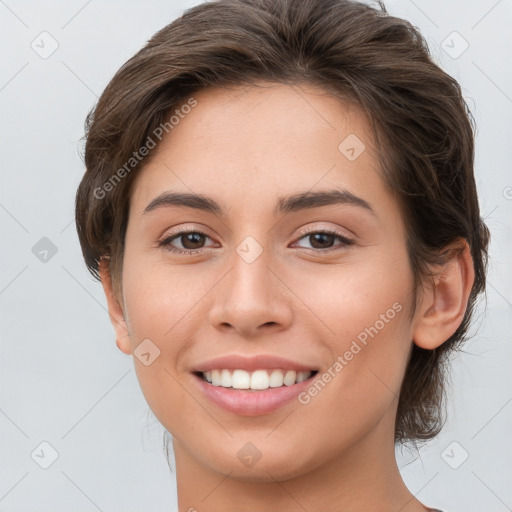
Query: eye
292 229 354 252
158 228 354 256
159 230 216 255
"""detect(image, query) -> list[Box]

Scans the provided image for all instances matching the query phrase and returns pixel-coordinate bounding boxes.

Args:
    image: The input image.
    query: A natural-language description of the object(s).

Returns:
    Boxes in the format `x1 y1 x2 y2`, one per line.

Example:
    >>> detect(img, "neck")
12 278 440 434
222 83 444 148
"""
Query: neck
171 412 429 512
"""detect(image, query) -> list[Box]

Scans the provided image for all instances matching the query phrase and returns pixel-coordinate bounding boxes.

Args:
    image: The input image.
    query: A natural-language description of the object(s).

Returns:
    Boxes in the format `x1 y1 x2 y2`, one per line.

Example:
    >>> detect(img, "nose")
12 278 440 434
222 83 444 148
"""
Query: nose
208 247 293 338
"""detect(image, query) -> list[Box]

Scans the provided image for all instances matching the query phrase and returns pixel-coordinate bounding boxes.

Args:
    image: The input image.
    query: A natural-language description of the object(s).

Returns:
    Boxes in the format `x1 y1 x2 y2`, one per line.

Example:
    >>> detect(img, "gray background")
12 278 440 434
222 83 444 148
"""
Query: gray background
0 0 511 511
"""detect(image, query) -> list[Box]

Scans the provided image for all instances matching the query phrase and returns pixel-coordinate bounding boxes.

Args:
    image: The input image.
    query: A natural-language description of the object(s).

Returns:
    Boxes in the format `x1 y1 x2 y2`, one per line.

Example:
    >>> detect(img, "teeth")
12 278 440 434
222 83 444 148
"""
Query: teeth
295 371 309 383
232 369 250 389
200 369 314 389
252 369 274 389
220 369 231 387
269 369 284 387
283 370 296 386
211 369 222 386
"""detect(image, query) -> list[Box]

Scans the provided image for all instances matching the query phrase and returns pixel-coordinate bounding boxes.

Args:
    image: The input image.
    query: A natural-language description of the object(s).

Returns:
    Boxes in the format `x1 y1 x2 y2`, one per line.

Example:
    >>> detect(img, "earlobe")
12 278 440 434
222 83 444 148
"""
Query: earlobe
413 239 475 350
98 258 132 355
116 335 131 355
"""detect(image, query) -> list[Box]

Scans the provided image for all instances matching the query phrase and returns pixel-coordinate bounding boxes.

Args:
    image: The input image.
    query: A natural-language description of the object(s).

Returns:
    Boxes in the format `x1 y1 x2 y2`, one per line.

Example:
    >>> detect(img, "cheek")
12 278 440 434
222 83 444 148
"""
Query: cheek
120 273 201 440
122 257 205 340
290 283 411 463
292 252 414 424
297 248 412 345
119 256 203 415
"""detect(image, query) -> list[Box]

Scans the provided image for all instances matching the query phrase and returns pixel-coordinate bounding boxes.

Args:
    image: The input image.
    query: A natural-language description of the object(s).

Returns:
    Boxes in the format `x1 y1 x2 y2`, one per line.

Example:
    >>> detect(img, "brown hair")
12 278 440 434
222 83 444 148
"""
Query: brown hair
75 0 490 443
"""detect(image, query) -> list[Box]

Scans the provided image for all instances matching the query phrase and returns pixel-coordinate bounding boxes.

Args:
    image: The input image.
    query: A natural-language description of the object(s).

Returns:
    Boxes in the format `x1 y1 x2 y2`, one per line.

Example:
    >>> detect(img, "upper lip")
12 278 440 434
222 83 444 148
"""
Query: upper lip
192 354 318 373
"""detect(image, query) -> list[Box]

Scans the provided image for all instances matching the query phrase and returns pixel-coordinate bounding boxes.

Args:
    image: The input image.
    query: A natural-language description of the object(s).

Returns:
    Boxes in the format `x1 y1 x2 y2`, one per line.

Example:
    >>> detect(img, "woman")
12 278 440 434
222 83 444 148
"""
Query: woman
75 0 489 510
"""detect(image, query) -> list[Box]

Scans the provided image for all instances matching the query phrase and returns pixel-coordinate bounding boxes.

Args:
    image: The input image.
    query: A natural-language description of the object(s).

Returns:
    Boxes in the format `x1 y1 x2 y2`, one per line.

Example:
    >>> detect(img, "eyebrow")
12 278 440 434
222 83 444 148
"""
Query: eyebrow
143 189 376 217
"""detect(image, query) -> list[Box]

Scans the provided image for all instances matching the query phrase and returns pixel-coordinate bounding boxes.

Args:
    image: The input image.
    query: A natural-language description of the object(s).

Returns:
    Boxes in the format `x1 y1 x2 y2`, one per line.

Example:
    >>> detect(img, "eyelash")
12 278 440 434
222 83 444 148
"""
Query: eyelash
158 228 354 256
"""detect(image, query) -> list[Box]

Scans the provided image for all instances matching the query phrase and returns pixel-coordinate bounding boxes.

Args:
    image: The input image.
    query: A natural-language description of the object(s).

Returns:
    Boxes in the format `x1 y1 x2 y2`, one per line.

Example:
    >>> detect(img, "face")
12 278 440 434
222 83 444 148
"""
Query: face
112 82 421 481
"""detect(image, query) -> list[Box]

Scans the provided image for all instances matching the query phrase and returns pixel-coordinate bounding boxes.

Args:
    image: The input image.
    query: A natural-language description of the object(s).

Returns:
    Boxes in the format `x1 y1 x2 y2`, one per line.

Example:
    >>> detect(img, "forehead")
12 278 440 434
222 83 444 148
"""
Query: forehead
129 82 395 221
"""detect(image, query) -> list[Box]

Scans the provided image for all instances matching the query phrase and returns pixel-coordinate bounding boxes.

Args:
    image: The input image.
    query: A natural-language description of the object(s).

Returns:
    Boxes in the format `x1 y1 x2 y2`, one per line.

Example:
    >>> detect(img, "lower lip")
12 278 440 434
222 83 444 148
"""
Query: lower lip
192 373 317 415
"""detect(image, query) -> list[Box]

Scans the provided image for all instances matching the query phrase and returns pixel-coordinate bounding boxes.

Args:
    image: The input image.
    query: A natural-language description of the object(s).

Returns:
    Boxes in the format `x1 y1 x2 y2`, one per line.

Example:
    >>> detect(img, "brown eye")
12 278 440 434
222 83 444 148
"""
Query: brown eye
308 232 336 249
177 232 206 250
294 230 354 252
159 230 215 255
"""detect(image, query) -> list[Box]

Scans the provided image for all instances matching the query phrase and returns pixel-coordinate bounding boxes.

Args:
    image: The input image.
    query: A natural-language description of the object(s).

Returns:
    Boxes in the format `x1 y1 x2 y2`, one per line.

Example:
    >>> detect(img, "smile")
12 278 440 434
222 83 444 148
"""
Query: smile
197 369 317 390
192 369 319 415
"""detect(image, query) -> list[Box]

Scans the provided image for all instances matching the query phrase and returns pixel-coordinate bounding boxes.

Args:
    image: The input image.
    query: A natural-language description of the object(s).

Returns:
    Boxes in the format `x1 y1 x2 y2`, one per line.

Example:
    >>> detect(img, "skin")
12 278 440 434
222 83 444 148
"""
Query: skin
99 82 475 512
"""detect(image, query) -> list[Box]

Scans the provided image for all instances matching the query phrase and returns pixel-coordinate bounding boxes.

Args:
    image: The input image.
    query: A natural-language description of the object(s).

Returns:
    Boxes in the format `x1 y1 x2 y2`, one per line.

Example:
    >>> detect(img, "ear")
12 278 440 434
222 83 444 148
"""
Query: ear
413 238 475 350
98 258 132 355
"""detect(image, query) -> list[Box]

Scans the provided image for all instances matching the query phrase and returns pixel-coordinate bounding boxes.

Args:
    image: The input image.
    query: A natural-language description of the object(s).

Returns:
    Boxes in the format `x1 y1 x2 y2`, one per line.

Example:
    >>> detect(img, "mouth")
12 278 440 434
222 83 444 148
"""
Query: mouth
190 353 321 415
193 369 319 391
191 368 319 415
